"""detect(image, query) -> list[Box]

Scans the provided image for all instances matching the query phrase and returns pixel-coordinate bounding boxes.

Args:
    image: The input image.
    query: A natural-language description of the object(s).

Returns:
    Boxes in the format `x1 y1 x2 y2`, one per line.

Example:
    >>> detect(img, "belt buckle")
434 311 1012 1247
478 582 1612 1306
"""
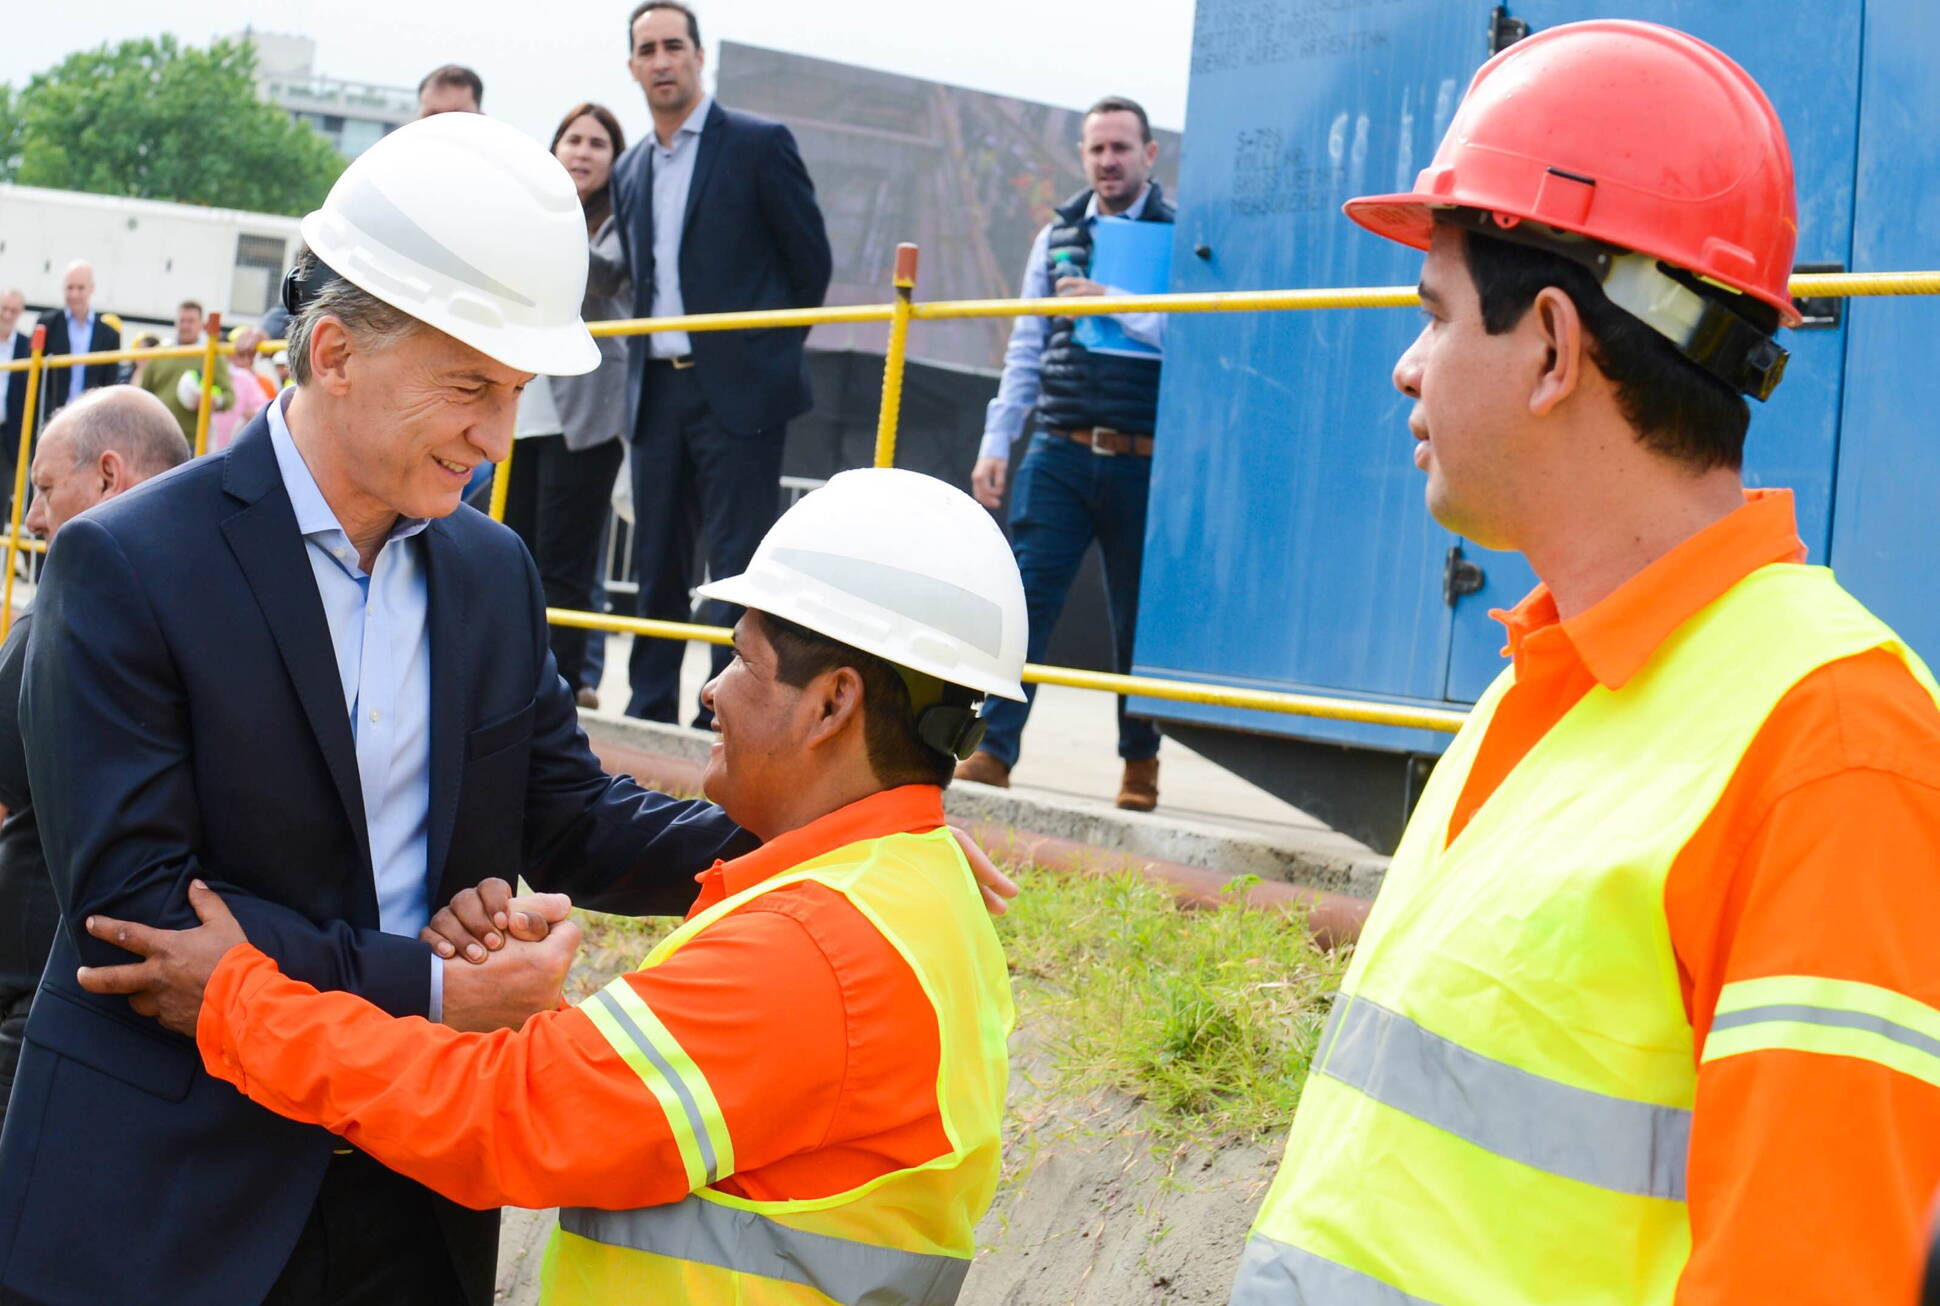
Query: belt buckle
1088 427 1120 457
671 354 695 370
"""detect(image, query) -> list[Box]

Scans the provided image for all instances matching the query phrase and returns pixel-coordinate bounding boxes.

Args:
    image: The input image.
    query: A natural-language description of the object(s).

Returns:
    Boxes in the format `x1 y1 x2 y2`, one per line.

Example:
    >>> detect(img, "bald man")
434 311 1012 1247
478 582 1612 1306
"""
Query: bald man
0 387 188 1122
38 262 121 413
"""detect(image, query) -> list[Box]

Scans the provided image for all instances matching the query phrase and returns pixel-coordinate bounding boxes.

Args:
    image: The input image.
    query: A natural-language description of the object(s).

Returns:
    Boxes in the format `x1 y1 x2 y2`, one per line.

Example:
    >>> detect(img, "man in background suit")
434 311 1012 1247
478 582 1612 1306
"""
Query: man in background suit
37 261 120 414
0 386 190 1126
612 0 832 725
0 290 30 520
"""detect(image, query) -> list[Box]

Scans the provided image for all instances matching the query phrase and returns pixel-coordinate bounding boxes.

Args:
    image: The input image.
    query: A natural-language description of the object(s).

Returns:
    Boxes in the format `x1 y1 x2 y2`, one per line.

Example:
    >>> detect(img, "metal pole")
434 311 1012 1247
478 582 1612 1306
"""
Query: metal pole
873 243 919 469
2 326 47 642
488 438 515 523
193 311 222 458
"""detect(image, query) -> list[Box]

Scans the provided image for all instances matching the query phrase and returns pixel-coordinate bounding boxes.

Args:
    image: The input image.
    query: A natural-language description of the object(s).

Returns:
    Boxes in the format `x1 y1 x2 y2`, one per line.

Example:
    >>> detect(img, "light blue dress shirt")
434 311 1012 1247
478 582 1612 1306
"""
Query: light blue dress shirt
648 95 712 359
266 394 442 1014
64 310 96 400
979 184 1167 460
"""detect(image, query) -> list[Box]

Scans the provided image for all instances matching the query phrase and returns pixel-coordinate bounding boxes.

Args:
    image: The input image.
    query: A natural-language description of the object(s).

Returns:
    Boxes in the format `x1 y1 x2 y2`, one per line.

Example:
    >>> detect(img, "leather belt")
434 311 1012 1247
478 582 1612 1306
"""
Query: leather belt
648 354 696 369
1054 427 1154 457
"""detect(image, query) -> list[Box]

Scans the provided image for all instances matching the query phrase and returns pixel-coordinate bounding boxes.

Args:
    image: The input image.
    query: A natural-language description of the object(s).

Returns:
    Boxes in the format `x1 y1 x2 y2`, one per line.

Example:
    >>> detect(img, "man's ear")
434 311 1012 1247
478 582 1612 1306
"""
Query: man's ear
307 317 356 397
1528 286 1586 418
804 666 867 752
97 448 129 496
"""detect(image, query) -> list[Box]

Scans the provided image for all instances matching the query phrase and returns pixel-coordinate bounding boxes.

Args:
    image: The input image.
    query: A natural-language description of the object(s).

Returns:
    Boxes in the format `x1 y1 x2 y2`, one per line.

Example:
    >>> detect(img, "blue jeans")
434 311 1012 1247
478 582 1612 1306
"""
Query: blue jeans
979 432 1161 768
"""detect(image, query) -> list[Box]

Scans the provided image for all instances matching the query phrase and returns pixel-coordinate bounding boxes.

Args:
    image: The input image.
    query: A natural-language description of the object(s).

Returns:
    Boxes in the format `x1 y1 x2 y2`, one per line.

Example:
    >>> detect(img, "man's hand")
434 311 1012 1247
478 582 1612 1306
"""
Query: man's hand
1054 276 1107 298
76 880 248 1036
422 878 573 962
439 920 583 1033
230 325 269 363
951 828 1019 916
971 456 1009 510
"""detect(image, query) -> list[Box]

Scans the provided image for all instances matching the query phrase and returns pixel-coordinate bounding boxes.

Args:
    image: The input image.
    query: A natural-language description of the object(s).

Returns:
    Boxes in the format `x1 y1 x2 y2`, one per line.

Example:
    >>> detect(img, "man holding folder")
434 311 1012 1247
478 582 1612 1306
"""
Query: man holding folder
963 95 1173 811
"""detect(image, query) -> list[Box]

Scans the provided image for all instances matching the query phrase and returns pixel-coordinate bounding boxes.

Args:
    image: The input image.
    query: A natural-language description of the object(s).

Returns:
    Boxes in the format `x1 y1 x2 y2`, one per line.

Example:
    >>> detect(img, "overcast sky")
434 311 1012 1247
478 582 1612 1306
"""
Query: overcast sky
3 0 1196 153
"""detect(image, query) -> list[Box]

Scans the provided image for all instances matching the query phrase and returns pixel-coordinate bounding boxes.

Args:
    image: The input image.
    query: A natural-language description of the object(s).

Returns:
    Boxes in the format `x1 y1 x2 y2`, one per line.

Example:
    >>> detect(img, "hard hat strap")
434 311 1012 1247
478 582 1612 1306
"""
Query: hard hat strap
1442 207 1788 401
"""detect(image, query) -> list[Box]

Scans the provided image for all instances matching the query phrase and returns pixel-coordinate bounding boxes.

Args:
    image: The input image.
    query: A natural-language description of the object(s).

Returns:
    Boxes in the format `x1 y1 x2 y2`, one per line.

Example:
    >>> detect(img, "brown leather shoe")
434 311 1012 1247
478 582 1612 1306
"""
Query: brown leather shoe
1116 757 1160 812
575 687 600 710
953 751 1011 788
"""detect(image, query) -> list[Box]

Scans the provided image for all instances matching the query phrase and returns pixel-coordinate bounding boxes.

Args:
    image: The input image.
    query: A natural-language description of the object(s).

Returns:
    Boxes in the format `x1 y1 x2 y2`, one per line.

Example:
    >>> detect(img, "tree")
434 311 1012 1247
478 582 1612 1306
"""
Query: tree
0 35 345 216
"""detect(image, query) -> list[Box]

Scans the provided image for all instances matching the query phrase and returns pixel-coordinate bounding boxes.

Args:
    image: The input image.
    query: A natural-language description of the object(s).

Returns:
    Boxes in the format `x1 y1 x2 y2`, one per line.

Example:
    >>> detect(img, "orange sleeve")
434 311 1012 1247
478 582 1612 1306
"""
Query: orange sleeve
198 901 852 1211
1671 656 1940 1305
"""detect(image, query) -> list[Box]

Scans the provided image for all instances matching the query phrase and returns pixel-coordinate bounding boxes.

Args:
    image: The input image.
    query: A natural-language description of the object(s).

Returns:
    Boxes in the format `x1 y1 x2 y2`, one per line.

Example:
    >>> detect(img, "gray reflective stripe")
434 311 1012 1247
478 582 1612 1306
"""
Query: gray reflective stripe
1319 997 1690 1201
561 1196 969 1305
1710 1002 1940 1059
1230 1233 1446 1306
335 173 538 308
772 547 1004 658
590 988 720 1184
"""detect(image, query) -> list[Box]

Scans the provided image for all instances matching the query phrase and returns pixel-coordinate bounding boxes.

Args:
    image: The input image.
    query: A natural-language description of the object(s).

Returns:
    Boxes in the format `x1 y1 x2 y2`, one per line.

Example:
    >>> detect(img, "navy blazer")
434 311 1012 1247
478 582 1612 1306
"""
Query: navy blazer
2 331 28 445
33 310 120 413
0 415 754 1305
612 100 833 437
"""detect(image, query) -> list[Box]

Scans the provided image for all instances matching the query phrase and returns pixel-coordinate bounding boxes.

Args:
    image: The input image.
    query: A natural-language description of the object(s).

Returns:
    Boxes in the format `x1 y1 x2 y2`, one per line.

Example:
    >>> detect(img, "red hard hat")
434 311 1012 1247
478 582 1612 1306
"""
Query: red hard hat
1345 20 1801 328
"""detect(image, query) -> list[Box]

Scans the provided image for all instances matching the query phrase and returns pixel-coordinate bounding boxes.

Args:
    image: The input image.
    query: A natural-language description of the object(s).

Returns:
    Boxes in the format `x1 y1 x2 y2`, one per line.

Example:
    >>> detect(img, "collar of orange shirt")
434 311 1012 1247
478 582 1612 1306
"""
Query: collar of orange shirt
691 785 948 914
1491 488 1808 692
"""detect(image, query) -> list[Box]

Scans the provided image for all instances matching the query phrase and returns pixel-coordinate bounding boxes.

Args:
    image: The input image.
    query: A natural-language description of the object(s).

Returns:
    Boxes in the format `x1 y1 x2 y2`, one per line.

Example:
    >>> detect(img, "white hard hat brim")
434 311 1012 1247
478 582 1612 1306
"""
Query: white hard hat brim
696 572 1029 703
461 318 602 377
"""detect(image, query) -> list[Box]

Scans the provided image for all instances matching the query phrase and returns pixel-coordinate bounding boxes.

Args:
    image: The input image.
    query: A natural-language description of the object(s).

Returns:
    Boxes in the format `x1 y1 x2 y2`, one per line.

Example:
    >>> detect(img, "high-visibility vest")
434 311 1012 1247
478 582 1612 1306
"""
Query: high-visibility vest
541 825 1015 1306
1232 564 1940 1306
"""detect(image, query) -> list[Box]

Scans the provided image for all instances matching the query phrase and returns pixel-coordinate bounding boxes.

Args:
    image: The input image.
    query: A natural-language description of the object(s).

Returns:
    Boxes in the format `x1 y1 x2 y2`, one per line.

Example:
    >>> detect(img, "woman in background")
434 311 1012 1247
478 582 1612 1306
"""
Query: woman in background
502 101 632 704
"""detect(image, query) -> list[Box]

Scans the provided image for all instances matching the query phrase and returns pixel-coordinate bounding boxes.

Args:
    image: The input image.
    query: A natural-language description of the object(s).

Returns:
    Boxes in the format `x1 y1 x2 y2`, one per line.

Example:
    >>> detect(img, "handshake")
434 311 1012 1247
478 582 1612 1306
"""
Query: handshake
77 877 586 1039
419 878 584 1033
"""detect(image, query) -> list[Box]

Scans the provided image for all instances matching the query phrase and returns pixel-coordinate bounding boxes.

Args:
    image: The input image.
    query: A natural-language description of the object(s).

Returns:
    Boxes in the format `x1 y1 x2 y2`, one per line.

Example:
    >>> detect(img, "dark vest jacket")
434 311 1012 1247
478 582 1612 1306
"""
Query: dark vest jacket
1037 182 1175 436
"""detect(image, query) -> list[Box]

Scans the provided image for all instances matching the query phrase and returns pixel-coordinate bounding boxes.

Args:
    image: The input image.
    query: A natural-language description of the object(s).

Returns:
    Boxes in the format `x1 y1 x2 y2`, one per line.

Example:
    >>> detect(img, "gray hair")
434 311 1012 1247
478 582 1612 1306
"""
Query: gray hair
285 248 423 386
45 386 191 478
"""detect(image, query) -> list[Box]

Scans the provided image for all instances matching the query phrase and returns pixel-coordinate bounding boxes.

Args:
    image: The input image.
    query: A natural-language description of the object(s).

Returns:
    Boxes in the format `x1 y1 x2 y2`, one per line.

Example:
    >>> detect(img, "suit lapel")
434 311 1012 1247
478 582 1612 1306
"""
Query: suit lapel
420 519 466 898
218 420 374 883
679 101 729 248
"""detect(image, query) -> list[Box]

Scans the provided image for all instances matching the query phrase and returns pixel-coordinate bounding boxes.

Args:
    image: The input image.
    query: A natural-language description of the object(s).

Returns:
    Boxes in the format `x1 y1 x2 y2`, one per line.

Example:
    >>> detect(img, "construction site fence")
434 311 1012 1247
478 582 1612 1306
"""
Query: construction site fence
6 255 1938 735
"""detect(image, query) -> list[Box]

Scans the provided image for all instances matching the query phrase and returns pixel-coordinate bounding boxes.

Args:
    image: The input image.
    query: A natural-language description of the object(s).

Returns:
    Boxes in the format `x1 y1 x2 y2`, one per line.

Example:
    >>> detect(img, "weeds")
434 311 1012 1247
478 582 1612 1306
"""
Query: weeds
996 867 1346 1143
569 861 1348 1147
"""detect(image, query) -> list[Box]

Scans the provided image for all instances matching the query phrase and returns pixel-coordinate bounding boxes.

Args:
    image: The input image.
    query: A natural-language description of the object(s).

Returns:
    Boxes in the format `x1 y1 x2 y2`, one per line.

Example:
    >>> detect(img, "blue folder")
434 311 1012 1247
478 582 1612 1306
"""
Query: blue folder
1074 218 1172 358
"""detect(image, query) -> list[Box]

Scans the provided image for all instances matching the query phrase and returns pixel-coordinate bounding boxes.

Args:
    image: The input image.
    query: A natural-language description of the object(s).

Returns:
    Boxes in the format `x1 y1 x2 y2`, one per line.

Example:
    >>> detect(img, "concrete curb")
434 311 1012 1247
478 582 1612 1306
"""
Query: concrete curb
577 710 1390 900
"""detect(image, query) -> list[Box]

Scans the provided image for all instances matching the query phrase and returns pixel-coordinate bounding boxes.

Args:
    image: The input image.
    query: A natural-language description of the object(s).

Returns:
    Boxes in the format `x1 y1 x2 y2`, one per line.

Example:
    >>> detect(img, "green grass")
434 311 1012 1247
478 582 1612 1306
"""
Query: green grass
569 863 1347 1145
995 867 1347 1142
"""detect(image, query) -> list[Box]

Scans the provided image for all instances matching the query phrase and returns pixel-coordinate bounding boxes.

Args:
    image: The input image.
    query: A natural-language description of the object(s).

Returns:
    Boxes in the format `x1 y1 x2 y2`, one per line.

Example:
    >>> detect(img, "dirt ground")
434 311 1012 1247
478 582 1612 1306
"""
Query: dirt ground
492 1029 1277 1304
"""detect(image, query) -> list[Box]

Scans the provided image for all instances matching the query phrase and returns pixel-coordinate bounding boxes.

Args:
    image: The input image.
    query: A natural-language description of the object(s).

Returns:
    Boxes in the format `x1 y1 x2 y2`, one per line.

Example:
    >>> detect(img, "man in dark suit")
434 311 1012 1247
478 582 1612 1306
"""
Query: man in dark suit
36 262 120 414
0 290 30 519
612 0 832 724
0 111 757 1306
0 386 190 1126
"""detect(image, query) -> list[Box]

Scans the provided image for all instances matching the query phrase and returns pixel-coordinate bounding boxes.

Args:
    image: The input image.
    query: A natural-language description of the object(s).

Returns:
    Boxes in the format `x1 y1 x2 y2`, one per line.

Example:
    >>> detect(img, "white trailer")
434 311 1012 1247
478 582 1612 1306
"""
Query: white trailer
0 184 302 329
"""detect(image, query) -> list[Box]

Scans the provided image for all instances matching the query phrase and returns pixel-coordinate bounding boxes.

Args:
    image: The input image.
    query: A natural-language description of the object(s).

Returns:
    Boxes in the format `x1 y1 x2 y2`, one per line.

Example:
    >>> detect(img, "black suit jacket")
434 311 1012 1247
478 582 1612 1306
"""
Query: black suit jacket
0 415 755 1305
34 310 120 413
1 332 28 445
612 100 833 437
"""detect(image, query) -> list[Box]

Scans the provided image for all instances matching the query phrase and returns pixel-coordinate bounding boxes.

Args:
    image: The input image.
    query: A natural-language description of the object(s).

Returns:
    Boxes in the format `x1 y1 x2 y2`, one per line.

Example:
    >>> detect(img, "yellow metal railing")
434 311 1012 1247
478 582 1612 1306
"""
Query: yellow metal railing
5 262 1937 729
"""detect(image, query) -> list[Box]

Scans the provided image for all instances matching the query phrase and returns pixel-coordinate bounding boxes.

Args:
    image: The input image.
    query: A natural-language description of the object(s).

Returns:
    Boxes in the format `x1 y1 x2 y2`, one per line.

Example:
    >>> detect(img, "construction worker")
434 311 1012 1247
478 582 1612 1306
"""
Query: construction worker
1232 21 1940 1306
77 466 1026 1306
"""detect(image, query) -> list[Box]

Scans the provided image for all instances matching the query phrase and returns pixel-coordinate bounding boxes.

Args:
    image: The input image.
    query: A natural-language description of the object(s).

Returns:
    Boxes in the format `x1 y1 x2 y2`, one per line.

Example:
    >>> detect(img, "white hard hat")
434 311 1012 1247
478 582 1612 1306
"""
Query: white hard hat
698 468 1029 702
298 113 598 376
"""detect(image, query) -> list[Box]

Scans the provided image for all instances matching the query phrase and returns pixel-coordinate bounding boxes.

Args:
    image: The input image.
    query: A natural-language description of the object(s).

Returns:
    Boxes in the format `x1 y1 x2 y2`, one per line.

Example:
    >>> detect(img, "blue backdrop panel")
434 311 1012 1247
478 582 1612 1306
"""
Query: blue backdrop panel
1830 0 1940 660
1135 0 1880 751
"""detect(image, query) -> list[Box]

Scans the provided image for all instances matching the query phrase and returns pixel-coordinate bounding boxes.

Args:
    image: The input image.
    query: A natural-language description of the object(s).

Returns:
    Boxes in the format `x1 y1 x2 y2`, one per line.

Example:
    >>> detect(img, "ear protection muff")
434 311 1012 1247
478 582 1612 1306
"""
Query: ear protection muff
895 665 989 762
280 253 345 318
